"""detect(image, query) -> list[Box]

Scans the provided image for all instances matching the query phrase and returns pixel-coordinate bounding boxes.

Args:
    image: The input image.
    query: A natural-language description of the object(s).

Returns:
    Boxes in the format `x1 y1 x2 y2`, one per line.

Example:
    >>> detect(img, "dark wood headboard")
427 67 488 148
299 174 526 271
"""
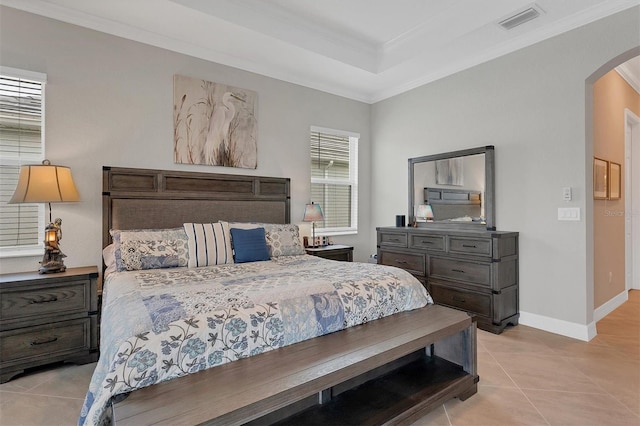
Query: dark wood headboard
102 166 290 249
424 187 482 221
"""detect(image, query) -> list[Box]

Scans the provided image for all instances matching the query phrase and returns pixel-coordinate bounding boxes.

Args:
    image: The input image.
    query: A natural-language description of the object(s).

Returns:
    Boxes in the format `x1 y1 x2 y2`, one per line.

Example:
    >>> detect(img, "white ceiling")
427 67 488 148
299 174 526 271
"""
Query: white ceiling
1 0 639 102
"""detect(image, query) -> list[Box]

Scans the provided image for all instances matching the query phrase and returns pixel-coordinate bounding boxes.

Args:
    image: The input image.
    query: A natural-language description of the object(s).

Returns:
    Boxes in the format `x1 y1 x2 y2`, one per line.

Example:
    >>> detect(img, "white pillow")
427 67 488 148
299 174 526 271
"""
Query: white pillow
183 222 234 267
225 221 260 230
103 244 117 276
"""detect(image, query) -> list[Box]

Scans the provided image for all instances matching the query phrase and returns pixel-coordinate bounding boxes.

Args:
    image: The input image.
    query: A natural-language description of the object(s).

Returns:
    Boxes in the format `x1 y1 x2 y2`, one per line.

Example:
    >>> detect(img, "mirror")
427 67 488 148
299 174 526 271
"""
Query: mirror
408 146 495 230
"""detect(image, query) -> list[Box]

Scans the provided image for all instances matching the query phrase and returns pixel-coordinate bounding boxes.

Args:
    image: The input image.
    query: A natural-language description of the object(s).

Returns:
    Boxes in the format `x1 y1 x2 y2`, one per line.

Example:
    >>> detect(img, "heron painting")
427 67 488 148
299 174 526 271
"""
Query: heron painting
173 75 257 169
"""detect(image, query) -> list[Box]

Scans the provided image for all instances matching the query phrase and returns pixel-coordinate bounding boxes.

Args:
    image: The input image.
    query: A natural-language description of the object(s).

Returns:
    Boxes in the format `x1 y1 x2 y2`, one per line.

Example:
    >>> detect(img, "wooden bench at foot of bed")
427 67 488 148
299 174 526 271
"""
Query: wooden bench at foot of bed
113 304 478 425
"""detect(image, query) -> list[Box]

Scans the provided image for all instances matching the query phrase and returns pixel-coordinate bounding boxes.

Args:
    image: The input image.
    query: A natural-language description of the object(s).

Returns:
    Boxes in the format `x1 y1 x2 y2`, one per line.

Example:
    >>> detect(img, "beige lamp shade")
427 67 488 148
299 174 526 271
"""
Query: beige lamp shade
302 202 324 222
9 161 80 204
302 202 324 248
415 204 434 221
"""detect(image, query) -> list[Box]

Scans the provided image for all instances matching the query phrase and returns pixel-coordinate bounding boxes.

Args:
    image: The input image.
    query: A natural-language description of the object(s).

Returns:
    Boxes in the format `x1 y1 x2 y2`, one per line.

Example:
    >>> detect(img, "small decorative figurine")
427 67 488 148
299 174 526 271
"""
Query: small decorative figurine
40 218 67 274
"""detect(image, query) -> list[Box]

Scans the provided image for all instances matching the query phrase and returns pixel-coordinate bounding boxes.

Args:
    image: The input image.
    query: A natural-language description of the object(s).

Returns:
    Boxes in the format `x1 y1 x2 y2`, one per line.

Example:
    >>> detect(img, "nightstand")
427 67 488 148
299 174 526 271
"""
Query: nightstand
305 244 354 262
0 266 99 383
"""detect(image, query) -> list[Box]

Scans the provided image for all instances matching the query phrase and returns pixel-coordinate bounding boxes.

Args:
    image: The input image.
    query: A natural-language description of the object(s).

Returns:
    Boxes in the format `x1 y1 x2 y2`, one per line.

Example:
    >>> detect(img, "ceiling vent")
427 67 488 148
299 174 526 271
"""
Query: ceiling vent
498 5 542 30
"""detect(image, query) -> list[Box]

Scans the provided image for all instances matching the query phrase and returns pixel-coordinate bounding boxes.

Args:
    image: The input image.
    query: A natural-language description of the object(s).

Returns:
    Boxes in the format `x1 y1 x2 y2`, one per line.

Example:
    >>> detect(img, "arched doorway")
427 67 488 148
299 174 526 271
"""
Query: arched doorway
586 48 640 326
624 108 640 291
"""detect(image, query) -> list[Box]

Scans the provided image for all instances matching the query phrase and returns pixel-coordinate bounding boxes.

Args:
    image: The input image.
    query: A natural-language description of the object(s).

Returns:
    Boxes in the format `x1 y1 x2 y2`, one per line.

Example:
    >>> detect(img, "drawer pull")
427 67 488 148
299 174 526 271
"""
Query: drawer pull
30 296 58 304
452 296 466 303
395 260 408 264
388 238 400 242
30 337 58 346
462 244 477 248
451 269 465 273
420 241 433 244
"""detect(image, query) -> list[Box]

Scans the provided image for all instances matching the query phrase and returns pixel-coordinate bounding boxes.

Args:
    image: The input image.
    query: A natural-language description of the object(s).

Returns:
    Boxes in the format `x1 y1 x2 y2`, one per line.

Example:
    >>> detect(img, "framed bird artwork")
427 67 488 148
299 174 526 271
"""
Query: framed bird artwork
173 75 257 169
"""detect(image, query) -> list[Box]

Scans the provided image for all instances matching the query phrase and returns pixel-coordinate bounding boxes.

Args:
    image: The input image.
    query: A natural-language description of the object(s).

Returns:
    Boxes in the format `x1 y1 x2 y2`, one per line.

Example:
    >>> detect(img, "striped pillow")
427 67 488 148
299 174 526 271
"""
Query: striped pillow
183 222 234 267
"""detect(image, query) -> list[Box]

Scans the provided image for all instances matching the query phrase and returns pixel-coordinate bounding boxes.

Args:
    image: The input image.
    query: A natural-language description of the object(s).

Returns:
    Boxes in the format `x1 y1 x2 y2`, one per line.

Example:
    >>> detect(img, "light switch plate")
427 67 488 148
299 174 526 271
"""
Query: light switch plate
558 207 580 221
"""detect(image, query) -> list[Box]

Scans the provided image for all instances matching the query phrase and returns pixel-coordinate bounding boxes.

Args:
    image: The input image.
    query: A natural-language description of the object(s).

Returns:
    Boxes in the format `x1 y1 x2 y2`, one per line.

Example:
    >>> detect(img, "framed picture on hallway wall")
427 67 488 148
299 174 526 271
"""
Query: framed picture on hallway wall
593 157 608 200
609 161 621 200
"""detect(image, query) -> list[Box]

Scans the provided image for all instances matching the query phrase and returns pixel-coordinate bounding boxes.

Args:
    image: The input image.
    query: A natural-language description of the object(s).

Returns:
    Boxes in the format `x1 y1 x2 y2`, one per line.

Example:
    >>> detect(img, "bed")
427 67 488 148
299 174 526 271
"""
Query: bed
80 166 478 425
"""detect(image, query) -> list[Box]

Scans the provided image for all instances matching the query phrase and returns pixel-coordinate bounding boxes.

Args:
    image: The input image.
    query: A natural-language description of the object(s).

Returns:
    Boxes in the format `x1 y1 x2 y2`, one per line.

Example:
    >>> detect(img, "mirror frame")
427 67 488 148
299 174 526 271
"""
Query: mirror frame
408 145 495 231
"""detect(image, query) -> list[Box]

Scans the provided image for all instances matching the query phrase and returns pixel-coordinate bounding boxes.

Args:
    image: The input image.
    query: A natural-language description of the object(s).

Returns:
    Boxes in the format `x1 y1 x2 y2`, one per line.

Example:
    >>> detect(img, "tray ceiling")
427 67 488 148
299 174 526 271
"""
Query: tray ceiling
1 0 638 102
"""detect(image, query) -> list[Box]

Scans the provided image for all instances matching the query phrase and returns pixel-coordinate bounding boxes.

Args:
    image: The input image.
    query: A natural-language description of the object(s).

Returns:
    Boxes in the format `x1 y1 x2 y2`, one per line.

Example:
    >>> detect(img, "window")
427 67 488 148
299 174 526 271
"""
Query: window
0 67 46 257
310 126 358 235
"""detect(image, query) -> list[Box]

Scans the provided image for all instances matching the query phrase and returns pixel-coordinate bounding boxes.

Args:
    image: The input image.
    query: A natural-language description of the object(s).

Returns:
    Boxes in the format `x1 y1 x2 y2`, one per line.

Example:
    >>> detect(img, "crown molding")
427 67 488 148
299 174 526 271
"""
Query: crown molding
616 63 640 95
172 0 378 72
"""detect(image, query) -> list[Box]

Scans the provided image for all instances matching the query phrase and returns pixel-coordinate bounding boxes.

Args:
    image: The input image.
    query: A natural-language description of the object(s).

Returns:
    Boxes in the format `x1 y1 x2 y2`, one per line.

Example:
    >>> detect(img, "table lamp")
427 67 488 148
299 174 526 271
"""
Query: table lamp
9 160 80 273
302 202 324 248
416 204 434 222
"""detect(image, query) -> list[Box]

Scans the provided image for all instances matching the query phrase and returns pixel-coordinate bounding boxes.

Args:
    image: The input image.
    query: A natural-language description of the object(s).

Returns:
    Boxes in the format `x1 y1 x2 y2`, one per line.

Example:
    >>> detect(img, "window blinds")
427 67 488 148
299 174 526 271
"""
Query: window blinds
0 73 45 249
310 129 356 230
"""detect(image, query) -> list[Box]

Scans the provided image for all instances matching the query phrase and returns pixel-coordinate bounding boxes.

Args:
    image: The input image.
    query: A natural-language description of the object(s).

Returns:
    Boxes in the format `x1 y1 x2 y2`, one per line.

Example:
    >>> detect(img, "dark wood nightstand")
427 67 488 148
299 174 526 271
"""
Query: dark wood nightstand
0 266 99 383
305 244 354 262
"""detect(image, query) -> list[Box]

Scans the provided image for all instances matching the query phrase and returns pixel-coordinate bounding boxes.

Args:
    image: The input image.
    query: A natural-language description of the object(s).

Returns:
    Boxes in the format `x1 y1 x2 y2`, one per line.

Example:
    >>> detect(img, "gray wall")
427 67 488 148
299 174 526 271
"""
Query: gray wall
0 6 372 273
371 7 640 337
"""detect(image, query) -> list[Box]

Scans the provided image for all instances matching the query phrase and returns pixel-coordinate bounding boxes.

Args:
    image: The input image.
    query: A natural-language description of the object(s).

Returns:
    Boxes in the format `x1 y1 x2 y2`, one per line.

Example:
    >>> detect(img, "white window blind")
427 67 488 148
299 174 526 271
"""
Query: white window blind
310 126 358 235
0 67 46 255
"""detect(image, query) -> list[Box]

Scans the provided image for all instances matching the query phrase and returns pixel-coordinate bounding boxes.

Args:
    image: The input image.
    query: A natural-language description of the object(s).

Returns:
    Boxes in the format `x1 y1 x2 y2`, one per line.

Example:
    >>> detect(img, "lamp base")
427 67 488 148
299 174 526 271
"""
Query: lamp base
40 218 67 274
40 246 67 274
39 263 66 274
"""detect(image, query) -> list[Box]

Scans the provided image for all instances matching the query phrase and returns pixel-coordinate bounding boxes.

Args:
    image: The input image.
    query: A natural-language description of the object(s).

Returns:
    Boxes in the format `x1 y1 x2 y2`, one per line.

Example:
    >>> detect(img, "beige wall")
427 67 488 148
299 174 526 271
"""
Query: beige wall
593 69 640 308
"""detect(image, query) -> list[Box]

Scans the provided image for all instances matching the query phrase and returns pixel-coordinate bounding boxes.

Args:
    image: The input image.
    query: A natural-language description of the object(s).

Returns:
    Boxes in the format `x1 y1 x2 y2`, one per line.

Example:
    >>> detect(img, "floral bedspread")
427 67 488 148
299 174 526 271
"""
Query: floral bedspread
79 255 432 425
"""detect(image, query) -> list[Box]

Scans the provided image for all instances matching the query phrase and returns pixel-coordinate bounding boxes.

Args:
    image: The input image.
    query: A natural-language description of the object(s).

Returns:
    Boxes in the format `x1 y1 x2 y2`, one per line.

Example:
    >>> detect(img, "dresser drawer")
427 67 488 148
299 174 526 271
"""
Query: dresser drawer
0 318 91 365
409 234 445 251
429 256 490 287
378 232 408 247
379 250 425 275
430 283 491 317
0 281 90 322
448 237 492 256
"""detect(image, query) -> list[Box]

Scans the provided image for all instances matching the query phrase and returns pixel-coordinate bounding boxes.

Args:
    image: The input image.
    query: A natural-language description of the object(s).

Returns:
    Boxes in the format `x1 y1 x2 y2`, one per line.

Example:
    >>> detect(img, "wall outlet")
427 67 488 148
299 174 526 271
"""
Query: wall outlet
562 187 572 201
558 207 580 221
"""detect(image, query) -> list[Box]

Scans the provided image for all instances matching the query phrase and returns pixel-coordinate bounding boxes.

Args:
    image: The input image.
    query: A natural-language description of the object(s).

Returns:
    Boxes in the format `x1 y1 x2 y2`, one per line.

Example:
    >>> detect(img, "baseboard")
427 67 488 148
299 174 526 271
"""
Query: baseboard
519 311 597 342
594 290 629 322
520 291 629 341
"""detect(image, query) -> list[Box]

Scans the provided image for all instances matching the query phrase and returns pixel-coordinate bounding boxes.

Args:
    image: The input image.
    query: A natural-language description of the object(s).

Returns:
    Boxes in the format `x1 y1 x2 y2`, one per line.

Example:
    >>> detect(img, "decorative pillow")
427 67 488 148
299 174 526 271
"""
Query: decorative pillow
102 244 117 276
224 221 261 230
110 228 189 271
224 221 305 258
230 227 270 263
183 222 233 268
263 224 306 257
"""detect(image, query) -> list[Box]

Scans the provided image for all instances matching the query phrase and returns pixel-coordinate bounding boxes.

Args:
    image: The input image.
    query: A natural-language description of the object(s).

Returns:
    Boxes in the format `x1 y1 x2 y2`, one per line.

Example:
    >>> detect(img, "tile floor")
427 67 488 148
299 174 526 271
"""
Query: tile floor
0 291 638 426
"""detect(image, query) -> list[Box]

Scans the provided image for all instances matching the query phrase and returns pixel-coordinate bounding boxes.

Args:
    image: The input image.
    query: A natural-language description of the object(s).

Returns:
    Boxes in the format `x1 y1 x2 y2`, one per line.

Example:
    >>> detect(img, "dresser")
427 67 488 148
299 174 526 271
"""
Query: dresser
377 227 518 334
0 266 99 383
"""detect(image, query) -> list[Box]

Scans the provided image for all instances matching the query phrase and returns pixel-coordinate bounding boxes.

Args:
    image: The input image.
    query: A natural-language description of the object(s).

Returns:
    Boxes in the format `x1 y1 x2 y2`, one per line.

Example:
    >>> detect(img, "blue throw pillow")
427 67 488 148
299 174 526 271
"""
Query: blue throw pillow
231 227 271 263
